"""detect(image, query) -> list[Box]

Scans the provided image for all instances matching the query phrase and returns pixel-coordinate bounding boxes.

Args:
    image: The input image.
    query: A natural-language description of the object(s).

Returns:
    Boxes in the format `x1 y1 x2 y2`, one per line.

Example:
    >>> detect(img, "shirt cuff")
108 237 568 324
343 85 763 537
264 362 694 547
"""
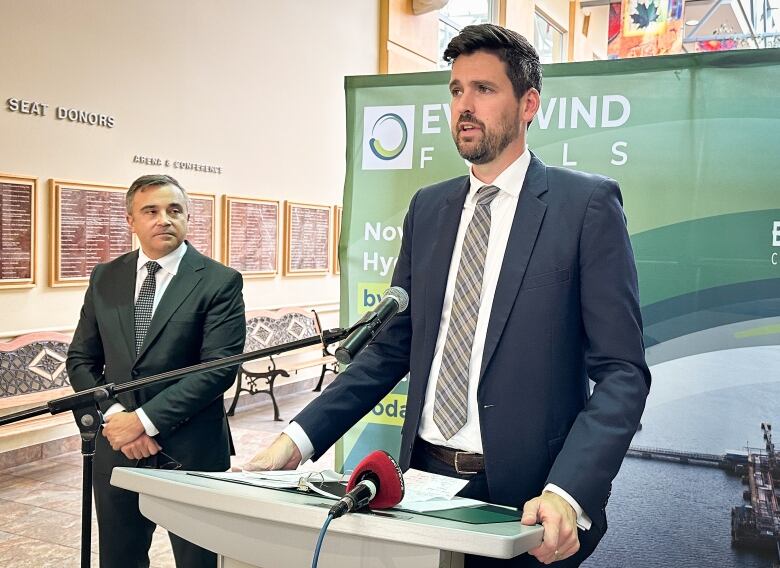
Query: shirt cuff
544 483 592 531
284 422 314 463
135 408 159 437
104 403 125 418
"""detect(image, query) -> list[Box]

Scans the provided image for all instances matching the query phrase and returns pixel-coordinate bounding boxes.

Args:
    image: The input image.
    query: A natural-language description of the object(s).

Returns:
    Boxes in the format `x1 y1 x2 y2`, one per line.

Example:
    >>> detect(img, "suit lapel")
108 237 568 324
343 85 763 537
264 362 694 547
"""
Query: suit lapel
135 245 204 362
479 156 548 379
116 251 139 362
422 177 470 370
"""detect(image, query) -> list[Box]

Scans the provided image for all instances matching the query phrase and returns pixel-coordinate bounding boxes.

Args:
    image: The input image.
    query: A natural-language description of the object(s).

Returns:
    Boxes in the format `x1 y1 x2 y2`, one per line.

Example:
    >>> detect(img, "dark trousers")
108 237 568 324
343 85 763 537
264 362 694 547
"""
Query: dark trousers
410 440 604 568
93 471 216 568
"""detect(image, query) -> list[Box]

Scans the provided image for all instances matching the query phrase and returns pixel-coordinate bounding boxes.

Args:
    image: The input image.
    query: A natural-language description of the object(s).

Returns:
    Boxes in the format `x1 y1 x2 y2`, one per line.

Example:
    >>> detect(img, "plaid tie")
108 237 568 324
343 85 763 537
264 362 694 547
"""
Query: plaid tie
135 261 161 355
433 185 500 439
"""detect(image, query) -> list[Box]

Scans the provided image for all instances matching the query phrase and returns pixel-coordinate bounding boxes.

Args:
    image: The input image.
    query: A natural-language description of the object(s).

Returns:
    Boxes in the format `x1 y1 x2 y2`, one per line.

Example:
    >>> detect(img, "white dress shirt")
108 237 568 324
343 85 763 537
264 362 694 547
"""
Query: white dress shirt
416 149 530 451
104 242 188 437
286 149 589 528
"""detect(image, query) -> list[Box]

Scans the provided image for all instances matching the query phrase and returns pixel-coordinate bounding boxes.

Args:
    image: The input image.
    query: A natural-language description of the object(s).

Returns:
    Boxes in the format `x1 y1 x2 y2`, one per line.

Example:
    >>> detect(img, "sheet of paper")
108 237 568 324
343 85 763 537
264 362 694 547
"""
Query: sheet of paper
397 468 485 511
402 468 469 499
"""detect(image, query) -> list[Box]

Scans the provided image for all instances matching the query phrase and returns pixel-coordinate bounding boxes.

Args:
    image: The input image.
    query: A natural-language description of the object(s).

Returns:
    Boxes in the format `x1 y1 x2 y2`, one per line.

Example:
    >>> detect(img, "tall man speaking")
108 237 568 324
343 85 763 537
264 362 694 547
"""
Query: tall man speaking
246 24 650 567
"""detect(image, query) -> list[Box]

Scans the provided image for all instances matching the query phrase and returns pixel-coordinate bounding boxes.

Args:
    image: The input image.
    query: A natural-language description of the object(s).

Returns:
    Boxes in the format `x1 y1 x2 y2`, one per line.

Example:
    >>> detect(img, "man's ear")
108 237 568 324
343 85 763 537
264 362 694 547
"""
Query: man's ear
522 88 541 124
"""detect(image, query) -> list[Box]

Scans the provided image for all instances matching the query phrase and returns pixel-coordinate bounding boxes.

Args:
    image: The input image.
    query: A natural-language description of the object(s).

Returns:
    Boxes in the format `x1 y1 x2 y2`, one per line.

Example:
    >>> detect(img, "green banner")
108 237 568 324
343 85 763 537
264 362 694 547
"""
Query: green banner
336 49 780 471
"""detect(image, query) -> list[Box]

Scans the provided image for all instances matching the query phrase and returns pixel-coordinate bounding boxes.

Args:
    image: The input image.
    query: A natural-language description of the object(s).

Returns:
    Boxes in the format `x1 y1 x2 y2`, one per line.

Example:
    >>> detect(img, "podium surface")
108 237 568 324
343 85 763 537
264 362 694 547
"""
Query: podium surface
111 467 543 568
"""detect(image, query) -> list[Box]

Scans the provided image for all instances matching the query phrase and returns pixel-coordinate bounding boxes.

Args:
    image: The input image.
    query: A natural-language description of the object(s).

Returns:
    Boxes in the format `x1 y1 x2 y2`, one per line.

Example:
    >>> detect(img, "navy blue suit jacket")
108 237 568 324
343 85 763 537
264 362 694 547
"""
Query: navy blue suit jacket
295 155 650 532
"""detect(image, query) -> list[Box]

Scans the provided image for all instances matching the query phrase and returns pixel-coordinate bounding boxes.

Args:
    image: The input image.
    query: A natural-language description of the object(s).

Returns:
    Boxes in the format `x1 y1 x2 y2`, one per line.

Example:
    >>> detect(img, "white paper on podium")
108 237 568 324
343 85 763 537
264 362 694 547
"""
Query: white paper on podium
189 469 484 513
398 469 484 512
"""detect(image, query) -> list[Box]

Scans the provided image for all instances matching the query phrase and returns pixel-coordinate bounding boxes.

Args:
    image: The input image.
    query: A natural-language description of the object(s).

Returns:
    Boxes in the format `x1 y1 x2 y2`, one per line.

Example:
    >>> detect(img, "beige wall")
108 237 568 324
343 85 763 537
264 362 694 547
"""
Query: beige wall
504 0 536 40
503 0 608 62
576 5 610 60
380 0 439 73
535 0 571 32
0 0 379 338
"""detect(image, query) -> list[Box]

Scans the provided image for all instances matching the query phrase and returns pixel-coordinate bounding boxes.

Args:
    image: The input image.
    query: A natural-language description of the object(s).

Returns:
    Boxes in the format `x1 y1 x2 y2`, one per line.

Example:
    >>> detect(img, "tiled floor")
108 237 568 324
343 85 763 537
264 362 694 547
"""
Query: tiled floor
0 387 336 568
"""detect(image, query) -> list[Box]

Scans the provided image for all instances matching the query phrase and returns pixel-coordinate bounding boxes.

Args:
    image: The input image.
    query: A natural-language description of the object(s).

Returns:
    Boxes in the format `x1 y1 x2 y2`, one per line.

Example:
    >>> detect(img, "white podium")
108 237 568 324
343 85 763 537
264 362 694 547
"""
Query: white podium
111 468 543 568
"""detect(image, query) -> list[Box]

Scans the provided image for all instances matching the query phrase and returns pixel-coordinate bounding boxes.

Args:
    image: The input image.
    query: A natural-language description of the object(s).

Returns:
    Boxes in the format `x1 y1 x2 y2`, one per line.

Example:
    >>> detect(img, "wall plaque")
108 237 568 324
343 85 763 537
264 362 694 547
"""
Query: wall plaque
187 192 216 259
50 180 131 286
284 201 331 276
223 196 279 277
0 173 36 288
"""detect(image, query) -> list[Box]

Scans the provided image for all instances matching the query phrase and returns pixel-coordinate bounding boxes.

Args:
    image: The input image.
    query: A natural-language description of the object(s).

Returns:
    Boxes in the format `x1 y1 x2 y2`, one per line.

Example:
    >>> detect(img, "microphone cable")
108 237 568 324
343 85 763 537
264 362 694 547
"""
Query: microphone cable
311 512 334 568
310 450 403 566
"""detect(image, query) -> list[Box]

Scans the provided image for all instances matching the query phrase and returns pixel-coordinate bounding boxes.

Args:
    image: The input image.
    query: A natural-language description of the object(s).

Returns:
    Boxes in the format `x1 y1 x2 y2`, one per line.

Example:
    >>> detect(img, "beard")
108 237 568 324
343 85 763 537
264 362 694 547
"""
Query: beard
452 111 521 165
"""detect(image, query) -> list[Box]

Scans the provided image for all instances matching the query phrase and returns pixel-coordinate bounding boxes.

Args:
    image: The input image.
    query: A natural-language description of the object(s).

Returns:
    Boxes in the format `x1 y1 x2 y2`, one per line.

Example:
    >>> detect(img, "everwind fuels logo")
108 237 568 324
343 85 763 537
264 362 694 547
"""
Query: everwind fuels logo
362 105 415 170
369 113 408 160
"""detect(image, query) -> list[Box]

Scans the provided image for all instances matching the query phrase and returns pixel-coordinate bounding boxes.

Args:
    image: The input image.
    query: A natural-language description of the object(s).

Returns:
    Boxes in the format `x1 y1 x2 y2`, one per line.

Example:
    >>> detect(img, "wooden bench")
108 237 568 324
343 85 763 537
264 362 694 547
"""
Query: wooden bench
0 332 75 453
227 308 338 421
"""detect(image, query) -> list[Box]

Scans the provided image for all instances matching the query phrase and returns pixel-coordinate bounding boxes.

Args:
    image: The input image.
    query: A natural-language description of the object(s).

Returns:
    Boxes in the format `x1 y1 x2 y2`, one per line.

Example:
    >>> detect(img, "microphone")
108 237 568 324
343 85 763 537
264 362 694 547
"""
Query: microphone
335 286 409 365
329 450 405 519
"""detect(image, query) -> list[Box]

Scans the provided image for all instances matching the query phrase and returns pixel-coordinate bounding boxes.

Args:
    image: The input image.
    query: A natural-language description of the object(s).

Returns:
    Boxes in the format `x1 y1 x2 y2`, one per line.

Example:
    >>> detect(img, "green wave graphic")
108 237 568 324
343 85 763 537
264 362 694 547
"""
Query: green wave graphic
633 210 780 306
633 211 780 362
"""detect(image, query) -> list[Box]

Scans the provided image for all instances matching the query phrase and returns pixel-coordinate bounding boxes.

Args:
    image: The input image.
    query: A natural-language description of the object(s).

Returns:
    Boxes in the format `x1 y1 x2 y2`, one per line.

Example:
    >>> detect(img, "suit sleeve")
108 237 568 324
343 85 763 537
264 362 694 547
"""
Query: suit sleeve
293 191 420 460
139 270 246 436
545 179 651 525
67 265 118 414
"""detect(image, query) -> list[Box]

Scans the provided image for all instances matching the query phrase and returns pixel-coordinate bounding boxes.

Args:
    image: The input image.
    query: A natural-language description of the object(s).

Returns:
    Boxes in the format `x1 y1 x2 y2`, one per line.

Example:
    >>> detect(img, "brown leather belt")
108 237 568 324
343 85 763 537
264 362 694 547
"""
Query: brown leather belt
418 439 485 475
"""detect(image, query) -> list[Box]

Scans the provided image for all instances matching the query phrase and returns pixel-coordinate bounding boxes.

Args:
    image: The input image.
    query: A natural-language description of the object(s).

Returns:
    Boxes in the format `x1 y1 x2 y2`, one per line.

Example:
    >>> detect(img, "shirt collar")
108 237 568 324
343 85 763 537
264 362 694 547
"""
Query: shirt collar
136 241 187 275
467 145 531 203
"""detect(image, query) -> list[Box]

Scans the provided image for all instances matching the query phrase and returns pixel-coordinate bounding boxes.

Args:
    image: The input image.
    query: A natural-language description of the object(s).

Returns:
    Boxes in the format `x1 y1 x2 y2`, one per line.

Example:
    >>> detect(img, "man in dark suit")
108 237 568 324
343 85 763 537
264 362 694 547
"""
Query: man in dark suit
67 174 246 568
246 24 650 567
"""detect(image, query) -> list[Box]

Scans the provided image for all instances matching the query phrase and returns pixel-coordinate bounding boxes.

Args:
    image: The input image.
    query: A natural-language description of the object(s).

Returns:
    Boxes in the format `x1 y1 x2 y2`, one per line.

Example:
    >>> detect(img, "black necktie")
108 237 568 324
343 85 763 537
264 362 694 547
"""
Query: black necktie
135 261 161 355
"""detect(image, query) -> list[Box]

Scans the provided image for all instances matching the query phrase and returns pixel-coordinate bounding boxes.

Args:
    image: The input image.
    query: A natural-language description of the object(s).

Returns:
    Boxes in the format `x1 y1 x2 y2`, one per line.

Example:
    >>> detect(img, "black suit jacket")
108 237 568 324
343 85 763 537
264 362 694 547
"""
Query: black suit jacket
295 155 650 532
67 242 246 474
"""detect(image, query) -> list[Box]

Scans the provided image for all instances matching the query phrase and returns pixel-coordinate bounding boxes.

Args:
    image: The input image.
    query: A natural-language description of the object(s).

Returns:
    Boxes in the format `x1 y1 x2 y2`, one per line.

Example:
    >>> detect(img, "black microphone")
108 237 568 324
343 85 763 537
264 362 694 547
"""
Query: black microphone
335 286 409 365
329 450 405 519
328 479 378 519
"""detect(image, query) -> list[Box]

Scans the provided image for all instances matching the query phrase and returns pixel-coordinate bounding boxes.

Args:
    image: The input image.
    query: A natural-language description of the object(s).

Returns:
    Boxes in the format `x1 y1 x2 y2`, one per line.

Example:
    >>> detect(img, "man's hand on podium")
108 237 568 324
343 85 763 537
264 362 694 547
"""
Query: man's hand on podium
522 491 579 564
243 433 302 471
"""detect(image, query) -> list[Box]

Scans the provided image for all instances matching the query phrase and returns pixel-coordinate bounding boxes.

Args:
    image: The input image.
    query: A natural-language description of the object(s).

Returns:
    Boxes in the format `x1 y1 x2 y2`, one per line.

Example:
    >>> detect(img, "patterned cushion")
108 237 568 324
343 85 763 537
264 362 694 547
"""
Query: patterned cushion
0 339 71 399
245 312 318 352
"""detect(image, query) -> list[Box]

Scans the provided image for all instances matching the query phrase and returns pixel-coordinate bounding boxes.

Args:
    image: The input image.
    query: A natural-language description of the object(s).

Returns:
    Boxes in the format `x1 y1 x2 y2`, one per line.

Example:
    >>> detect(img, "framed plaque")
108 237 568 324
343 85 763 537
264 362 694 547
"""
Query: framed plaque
50 179 131 287
333 205 342 275
187 192 216 259
223 195 279 277
0 173 36 289
284 201 331 276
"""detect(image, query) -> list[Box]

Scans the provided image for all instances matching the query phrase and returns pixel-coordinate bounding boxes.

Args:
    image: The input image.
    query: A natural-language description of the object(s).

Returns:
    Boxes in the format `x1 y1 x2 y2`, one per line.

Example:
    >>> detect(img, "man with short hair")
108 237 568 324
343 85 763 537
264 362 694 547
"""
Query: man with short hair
246 24 650 567
68 174 246 568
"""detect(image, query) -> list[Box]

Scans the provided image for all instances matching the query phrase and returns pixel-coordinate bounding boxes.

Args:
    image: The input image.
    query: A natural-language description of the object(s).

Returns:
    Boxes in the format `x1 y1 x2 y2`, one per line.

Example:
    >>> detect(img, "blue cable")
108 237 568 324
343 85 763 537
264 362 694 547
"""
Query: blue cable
312 512 334 568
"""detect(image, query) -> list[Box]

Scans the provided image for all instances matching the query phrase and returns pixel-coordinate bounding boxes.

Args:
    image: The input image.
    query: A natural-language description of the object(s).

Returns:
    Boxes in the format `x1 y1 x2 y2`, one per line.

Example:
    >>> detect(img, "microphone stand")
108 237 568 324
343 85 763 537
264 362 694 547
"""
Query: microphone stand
0 327 352 568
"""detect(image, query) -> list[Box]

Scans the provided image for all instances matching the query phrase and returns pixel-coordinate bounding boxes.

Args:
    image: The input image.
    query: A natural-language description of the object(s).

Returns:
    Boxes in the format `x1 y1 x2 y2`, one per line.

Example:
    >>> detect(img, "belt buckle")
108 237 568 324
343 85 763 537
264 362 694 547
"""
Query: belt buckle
454 451 477 475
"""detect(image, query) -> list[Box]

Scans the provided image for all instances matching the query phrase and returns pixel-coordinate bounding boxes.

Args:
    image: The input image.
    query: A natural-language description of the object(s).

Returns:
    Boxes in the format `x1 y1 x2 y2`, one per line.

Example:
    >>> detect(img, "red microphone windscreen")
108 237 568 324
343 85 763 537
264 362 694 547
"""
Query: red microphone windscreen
346 449 405 509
